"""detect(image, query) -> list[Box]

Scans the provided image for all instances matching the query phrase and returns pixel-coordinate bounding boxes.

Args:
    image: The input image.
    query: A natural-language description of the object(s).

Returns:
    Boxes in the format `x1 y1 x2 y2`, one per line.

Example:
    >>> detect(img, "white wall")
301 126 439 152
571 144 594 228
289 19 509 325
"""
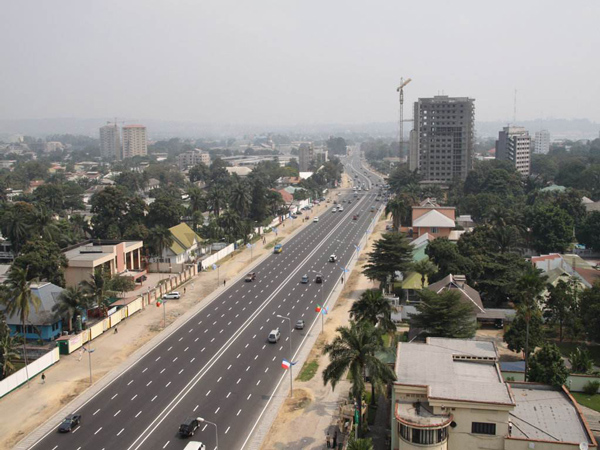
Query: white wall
0 347 60 398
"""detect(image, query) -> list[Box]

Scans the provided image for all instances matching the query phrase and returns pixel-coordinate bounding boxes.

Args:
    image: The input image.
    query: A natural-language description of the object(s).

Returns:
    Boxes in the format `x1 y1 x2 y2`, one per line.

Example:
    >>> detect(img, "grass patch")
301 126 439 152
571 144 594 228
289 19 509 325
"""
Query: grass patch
297 359 319 382
572 392 600 412
264 238 283 250
555 341 600 367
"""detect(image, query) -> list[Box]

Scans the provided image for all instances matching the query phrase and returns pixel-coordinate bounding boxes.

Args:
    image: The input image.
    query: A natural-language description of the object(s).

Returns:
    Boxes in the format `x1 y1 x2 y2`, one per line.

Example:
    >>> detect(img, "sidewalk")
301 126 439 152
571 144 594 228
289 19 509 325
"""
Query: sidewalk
260 217 386 450
1 196 335 450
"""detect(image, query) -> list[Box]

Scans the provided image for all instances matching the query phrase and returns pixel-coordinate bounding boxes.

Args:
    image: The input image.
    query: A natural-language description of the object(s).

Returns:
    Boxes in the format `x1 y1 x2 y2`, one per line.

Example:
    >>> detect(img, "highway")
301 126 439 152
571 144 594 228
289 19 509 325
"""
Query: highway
30 152 384 450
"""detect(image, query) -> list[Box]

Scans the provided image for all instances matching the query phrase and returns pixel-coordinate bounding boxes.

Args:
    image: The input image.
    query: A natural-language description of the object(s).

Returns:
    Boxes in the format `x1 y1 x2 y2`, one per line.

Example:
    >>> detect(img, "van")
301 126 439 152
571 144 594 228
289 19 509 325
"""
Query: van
184 442 206 450
268 328 281 343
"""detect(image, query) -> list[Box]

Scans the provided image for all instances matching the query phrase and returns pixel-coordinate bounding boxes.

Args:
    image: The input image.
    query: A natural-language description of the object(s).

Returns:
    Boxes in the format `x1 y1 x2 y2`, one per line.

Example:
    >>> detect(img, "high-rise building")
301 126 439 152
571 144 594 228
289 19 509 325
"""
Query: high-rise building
298 143 314 171
122 125 148 159
496 126 531 176
412 96 475 182
534 129 550 154
177 149 211 170
99 124 121 160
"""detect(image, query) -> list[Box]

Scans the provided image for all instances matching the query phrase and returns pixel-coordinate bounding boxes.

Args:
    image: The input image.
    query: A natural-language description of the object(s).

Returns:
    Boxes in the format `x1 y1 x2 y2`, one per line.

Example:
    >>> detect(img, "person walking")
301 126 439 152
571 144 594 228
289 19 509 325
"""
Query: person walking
326 431 331 448
332 432 337 448
41 373 46 384
184 287 186 295
223 279 226 287
114 327 118 334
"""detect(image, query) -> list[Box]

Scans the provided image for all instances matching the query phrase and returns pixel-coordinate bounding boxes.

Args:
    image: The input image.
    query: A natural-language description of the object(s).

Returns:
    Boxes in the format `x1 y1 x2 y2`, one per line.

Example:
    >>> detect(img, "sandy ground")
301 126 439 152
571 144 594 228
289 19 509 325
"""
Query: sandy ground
260 211 385 450
0 193 340 450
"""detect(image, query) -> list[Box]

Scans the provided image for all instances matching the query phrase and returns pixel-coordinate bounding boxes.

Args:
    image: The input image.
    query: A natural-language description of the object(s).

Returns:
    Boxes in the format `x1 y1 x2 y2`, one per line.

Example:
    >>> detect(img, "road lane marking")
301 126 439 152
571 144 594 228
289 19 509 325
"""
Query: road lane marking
111 393 118 400
215 407 220 414
117 428 124 436
135 411 142 418
94 427 102 435
128 380 134 386
152 395 158 402
114 410 121 417
227 392 231 398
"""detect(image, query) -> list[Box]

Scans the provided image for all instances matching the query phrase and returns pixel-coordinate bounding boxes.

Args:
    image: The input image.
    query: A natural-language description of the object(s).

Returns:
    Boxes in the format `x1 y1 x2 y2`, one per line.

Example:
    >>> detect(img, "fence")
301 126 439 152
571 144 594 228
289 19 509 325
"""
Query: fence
501 371 600 392
0 347 60 398
200 243 235 269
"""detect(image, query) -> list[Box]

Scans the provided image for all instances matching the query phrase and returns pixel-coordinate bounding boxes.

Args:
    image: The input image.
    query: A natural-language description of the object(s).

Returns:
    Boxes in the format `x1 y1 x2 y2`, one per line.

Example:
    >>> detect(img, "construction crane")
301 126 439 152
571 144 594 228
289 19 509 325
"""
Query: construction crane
106 117 128 127
396 77 412 160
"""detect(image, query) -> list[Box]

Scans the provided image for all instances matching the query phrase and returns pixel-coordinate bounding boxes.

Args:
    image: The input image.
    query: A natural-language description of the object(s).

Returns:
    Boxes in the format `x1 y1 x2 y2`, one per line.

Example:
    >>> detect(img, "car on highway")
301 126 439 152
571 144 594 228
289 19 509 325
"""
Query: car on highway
315 274 323 283
332 208 337 213
268 328 281 343
163 291 181 299
245 272 256 282
301 274 309 284
313 217 319 222
58 414 81 433
329 254 337 262
353 215 358 220
273 244 283 254
295 320 305 330
338 206 344 212
184 442 207 450
179 417 200 437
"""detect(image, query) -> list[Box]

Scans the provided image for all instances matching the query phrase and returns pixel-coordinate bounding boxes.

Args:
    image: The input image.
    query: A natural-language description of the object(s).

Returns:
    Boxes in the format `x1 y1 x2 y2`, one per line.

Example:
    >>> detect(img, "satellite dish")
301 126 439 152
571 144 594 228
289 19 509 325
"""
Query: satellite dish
580 443 589 450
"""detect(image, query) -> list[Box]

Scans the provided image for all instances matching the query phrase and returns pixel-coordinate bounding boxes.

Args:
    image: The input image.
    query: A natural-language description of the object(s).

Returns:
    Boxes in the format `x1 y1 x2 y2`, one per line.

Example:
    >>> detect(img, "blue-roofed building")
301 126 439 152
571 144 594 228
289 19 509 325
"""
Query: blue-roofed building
1 282 65 341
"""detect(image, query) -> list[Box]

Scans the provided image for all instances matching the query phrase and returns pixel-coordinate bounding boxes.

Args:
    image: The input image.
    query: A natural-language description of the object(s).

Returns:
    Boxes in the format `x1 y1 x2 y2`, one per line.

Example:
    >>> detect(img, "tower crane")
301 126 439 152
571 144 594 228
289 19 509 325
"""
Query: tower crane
396 77 412 160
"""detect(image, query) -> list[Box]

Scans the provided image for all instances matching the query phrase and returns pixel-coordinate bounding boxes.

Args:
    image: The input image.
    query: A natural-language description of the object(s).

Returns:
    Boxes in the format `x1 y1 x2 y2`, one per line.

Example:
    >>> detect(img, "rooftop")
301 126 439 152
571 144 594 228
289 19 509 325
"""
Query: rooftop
2 282 64 326
427 274 485 313
412 209 455 228
395 338 514 406
509 383 594 445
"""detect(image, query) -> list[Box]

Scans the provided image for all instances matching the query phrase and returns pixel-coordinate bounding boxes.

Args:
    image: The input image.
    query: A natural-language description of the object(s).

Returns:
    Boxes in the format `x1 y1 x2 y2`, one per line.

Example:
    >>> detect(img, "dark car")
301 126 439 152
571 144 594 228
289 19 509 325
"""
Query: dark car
315 274 323 283
58 414 81 433
179 417 200 437
245 272 256 282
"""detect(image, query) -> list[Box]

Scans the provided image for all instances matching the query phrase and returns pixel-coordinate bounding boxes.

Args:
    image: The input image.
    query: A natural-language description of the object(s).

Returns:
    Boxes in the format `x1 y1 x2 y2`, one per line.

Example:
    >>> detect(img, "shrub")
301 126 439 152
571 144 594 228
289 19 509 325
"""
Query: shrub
582 380 600 396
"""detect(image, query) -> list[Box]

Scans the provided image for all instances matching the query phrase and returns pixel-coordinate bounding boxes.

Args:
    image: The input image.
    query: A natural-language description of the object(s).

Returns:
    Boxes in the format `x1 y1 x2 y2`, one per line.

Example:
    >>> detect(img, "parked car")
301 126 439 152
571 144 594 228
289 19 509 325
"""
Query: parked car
163 291 181 299
295 320 305 330
315 274 323 283
301 275 309 284
329 255 337 262
179 417 200 437
268 328 281 343
313 217 319 223
58 414 81 433
245 272 256 282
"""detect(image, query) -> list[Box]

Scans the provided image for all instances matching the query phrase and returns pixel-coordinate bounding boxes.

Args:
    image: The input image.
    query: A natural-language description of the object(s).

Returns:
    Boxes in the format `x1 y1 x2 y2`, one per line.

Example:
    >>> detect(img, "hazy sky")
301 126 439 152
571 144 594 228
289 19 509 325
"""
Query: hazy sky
2 0 599 126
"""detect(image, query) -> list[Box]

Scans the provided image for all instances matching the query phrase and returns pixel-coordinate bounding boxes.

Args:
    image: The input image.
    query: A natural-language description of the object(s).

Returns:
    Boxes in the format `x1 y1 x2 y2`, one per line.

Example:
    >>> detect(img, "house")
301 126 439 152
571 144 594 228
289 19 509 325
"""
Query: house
226 166 252 177
391 338 597 450
1 282 65 340
582 196 600 213
531 253 599 288
63 240 145 287
426 274 485 316
409 198 456 239
159 223 203 272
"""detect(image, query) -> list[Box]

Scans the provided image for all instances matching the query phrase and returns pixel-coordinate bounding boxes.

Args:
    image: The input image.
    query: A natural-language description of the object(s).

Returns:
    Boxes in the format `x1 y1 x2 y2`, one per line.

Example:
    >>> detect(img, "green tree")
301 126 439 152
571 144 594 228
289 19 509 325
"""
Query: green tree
322 321 396 437
363 233 412 291
349 289 396 337
206 186 227 217
229 180 252 219
411 259 438 288
385 196 410 230
188 162 210 183
146 226 174 257
527 204 574 253
504 309 544 372
186 186 206 215
0 314 19 380
579 283 600 342
80 270 114 317
577 211 600 251
0 202 35 254
528 343 569 386
410 289 477 338
1 266 41 385
31 207 60 242
569 348 593 374
347 438 374 450
425 238 472 282
53 286 88 332
146 195 184 229
12 239 68 287
544 279 577 342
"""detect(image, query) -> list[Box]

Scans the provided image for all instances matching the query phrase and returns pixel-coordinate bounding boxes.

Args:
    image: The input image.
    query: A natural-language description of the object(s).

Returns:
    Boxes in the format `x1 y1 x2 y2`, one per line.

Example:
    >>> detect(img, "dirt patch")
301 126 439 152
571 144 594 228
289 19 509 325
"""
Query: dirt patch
286 388 313 412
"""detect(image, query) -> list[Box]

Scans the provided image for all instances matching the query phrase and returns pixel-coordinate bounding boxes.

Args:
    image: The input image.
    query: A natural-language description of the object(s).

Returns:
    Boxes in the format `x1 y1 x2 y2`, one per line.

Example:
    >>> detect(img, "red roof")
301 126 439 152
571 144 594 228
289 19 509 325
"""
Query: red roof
271 188 293 203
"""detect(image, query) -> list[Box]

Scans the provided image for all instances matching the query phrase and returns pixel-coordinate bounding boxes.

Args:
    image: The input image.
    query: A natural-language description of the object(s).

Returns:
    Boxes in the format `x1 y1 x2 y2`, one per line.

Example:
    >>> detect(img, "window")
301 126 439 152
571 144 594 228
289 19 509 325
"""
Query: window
472 422 496 435
431 227 439 234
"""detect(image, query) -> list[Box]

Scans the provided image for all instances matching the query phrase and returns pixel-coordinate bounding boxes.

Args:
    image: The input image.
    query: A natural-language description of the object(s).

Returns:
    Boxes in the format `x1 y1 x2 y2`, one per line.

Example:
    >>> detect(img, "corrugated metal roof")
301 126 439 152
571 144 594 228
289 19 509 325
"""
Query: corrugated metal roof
412 210 455 228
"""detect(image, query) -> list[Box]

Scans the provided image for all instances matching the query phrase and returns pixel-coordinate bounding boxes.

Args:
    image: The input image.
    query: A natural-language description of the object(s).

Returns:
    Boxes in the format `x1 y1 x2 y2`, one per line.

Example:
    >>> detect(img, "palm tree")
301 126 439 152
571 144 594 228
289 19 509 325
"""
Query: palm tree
218 209 243 241
229 181 252 219
411 259 438 288
2 266 40 385
490 225 522 253
349 289 396 337
347 438 374 450
53 285 88 332
1 208 31 254
80 269 113 317
0 315 19 379
207 186 227 217
322 321 396 436
69 214 91 239
385 197 405 231
147 226 174 257
186 186 206 214
32 206 60 242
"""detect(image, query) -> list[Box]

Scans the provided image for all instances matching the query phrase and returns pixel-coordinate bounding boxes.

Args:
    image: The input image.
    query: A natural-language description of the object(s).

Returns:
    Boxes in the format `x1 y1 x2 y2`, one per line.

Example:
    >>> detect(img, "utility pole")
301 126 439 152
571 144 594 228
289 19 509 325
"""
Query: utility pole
397 77 412 160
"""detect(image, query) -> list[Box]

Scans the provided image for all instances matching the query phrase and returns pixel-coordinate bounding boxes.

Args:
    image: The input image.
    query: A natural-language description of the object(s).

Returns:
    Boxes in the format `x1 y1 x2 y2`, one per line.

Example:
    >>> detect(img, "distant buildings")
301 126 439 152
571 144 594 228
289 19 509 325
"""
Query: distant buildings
534 129 551 154
298 143 314 171
177 149 211 170
122 125 148 159
99 123 121 160
495 126 531 176
411 96 475 182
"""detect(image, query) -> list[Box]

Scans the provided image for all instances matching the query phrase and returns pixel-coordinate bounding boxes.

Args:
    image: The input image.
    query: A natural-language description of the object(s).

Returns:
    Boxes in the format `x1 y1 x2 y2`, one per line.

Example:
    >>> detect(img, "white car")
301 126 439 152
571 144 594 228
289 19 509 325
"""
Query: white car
329 255 337 262
338 206 344 212
313 217 319 222
332 208 337 213
163 291 181 300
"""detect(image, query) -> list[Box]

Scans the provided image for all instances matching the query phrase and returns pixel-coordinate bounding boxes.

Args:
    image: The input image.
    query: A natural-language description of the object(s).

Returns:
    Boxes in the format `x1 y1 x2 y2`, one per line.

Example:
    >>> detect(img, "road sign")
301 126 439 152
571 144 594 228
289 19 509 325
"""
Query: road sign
212 263 217 271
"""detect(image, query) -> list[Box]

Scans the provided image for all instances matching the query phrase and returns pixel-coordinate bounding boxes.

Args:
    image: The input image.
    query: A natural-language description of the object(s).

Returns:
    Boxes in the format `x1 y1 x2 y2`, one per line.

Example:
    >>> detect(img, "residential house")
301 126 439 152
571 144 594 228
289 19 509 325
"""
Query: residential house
159 223 203 272
1 282 65 340
63 240 145 287
531 253 599 288
408 199 456 239
391 338 597 450
426 274 485 316
582 196 600 213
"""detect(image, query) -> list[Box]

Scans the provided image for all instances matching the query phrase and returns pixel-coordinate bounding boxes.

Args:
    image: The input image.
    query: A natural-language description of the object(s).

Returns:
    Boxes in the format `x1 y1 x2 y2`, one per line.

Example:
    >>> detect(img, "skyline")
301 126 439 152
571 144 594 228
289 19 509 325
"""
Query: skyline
1 1 599 126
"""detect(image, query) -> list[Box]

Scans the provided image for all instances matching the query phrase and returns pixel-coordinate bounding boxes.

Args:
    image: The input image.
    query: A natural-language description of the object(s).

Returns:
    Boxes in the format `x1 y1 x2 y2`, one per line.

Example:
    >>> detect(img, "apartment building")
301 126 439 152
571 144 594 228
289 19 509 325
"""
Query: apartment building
412 96 475 182
99 123 121 160
298 143 314 171
496 126 531 176
392 338 596 450
177 149 211 170
122 125 148 159
534 129 551 154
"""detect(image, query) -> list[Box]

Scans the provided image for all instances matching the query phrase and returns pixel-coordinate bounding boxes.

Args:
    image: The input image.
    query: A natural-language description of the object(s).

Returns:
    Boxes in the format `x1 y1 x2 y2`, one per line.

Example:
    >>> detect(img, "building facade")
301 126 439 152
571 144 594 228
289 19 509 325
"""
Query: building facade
122 125 148 159
412 96 475 182
99 124 121 160
298 143 314 171
177 149 210 170
496 126 531 176
408 199 456 239
534 129 551 154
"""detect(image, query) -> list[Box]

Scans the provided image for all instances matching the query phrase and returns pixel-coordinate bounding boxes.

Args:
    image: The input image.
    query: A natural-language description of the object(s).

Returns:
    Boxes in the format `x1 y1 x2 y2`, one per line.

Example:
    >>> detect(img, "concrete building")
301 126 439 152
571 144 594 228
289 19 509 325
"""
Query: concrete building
391 338 597 450
412 96 475 182
63 240 145 287
534 129 551 154
99 123 121 160
496 126 531 176
177 148 210 170
298 143 314 171
122 125 148 159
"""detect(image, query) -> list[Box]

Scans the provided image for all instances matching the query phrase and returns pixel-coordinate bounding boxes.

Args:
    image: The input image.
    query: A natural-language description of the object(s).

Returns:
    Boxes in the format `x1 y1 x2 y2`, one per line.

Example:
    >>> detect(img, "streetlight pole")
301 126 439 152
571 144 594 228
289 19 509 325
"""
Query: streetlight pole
276 314 293 398
83 343 94 385
197 417 218 449
163 299 167 329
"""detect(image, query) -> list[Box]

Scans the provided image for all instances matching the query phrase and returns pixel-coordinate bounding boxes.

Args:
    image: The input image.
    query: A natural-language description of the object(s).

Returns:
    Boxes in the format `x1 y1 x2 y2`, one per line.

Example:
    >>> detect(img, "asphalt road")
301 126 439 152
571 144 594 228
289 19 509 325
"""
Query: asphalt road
31 153 384 450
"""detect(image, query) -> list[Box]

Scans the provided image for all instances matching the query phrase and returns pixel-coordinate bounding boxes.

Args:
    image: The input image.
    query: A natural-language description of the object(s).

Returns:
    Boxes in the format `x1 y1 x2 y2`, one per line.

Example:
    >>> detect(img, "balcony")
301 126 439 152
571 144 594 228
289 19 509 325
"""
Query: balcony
395 401 451 447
